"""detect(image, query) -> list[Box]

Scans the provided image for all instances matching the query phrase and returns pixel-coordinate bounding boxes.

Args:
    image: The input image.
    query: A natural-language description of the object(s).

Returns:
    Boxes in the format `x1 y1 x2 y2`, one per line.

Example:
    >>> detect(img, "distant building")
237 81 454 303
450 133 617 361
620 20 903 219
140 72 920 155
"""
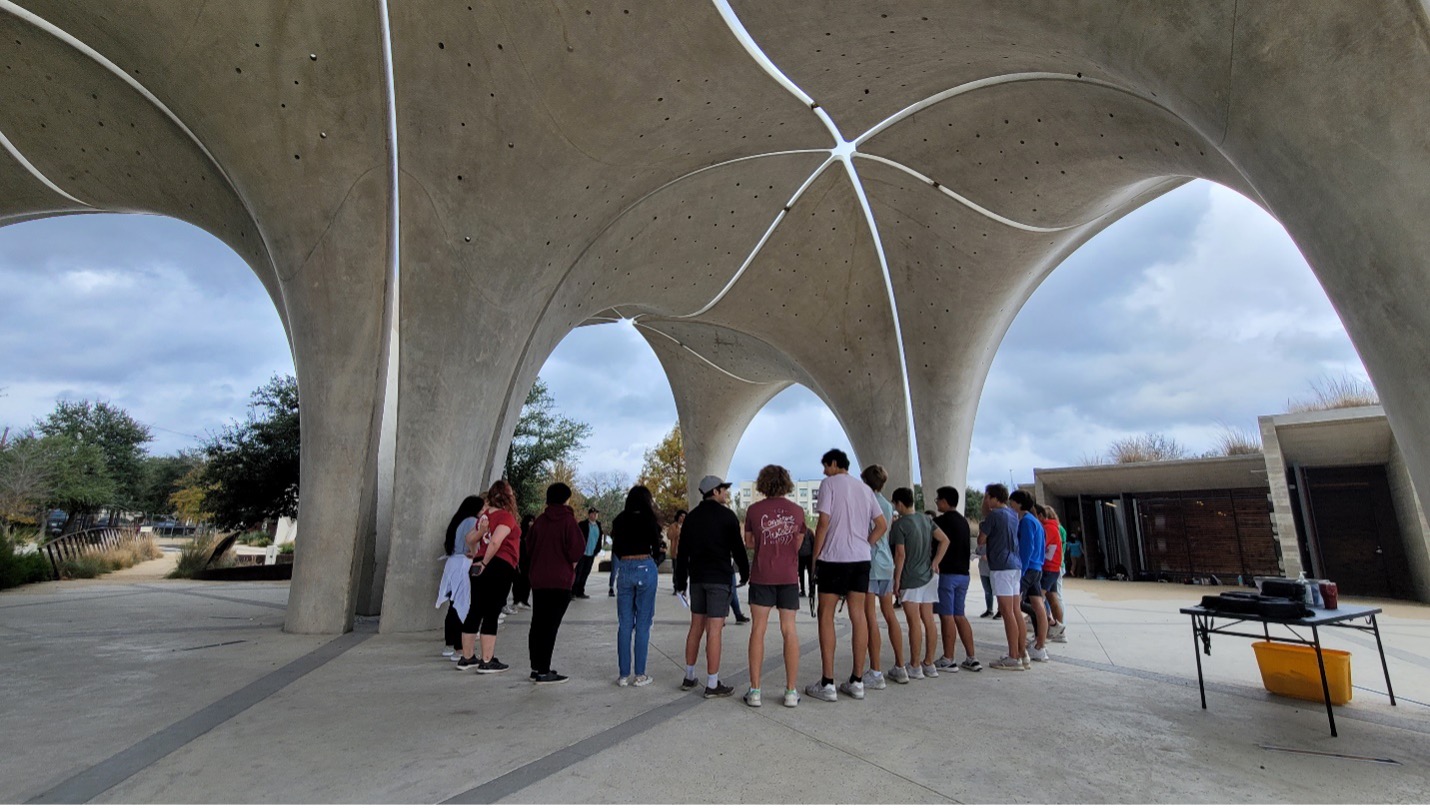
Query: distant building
1033 406 1430 603
734 478 823 517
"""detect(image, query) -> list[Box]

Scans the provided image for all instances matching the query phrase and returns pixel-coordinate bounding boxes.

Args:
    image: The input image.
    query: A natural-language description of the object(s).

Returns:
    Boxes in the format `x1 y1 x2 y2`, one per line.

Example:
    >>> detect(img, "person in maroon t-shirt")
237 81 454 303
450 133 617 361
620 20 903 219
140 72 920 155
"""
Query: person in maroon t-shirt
742 464 806 708
457 480 522 674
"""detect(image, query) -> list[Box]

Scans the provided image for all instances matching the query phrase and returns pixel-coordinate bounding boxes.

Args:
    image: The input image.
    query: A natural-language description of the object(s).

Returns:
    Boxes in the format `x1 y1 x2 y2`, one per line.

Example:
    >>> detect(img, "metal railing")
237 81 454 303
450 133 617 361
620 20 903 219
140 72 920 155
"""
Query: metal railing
37 526 136 578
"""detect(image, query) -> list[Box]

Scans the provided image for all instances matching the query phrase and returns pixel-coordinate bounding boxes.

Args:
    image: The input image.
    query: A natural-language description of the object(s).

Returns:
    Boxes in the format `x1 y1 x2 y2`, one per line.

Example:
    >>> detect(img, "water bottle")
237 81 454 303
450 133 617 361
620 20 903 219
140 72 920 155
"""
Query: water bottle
1296 571 1314 608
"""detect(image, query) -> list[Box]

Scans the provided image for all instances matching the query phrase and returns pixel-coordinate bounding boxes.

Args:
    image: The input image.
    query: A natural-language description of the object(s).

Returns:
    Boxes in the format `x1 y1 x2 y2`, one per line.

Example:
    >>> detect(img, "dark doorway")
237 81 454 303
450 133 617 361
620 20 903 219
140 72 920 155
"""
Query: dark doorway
1301 465 1413 600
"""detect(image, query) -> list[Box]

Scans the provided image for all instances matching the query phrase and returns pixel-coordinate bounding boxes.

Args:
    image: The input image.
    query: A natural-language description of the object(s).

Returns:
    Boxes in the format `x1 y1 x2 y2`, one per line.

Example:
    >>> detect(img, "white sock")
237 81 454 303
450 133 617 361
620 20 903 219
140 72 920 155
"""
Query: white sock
707 673 719 688
685 664 696 679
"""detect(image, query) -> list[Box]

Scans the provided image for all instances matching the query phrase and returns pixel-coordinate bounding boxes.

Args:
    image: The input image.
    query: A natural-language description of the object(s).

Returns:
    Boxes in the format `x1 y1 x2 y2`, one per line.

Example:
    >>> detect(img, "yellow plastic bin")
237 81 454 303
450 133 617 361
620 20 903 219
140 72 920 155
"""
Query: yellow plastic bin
1252 641 1352 705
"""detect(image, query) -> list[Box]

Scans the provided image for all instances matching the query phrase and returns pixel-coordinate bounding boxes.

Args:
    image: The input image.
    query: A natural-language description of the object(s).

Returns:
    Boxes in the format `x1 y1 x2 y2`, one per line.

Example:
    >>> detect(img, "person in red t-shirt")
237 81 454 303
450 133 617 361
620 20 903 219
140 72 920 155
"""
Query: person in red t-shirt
1037 504 1067 642
742 464 805 708
457 479 522 674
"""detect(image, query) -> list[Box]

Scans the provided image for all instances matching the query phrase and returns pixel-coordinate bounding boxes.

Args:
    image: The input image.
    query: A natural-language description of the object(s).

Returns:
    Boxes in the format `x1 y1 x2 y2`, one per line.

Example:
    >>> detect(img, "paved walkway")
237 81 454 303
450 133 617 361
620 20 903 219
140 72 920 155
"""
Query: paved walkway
1 576 1428 803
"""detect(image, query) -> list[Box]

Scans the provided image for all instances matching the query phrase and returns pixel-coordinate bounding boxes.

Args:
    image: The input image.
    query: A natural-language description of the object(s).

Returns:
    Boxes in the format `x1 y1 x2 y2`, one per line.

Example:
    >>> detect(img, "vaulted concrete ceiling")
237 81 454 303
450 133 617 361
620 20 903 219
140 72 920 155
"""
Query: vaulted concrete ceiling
2 1 1427 633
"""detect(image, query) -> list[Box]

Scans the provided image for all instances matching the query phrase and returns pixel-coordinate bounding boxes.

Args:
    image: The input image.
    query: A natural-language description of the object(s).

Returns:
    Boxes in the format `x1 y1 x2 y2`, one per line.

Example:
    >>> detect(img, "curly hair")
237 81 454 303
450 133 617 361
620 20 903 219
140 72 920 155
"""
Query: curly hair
485 479 518 516
755 464 794 498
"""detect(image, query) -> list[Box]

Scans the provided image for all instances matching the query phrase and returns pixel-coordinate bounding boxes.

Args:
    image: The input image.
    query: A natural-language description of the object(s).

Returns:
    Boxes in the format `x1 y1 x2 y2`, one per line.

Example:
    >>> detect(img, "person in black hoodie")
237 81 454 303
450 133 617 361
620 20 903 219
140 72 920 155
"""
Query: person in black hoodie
674 475 750 698
572 508 603 599
525 483 586 684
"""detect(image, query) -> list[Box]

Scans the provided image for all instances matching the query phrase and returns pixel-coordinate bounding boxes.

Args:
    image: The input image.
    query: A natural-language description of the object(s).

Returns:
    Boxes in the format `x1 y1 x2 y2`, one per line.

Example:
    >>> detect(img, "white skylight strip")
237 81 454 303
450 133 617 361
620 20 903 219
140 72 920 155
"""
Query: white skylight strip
854 153 1086 234
634 321 765 386
675 154 837 318
855 71 1165 147
0 127 91 206
840 155 919 476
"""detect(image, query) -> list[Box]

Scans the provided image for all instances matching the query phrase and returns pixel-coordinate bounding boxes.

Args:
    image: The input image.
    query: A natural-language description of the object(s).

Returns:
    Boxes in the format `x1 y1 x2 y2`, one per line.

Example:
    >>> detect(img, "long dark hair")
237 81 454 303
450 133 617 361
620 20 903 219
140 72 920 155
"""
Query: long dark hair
444 496 485 555
621 485 661 536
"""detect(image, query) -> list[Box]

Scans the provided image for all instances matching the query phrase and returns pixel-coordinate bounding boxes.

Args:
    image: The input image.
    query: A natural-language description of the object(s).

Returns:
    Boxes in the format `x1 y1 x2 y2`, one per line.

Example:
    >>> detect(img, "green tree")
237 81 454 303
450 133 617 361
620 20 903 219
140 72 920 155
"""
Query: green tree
41 433 115 526
200 375 300 530
36 400 152 518
0 430 55 528
637 423 685 517
138 452 203 517
503 379 591 516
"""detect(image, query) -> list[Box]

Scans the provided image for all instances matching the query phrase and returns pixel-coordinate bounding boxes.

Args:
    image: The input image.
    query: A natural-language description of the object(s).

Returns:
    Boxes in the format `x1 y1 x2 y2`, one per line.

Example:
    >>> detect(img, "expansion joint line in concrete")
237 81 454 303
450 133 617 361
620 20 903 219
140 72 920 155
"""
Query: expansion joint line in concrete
442 631 833 804
24 628 374 804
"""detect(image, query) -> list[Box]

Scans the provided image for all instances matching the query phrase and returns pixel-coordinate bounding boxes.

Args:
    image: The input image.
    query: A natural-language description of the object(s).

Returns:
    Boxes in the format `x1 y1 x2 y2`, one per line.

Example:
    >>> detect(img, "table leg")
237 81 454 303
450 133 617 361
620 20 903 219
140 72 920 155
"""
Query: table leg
1192 618 1206 709
1370 614 1396 706
1312 625 1337 737
1262 621 1270 642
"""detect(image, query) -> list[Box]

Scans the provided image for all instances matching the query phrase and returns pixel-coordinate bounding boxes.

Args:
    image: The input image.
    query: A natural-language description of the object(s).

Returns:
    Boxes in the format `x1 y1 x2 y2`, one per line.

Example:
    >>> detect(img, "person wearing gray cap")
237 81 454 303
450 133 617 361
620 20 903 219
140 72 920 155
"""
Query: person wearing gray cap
673 474 750 699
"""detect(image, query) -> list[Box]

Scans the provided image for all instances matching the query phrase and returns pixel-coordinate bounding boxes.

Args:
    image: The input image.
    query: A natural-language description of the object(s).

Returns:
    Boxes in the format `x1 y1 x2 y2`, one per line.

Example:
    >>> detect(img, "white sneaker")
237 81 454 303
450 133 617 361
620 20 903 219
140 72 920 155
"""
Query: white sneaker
743 688 762 707
990 656 1025 671
632 674 654 687
1050 624 1068 643
1030 646 1050 662
783 689 800 708
616 676 630 687
442 648 458 658
805 681 838 702
934 656 959 671
501 604 517 615
922 664 939 678
838 680 866 700
862 670 887 690
907 664 926 680
888 666 910 684
1021 652 1032 670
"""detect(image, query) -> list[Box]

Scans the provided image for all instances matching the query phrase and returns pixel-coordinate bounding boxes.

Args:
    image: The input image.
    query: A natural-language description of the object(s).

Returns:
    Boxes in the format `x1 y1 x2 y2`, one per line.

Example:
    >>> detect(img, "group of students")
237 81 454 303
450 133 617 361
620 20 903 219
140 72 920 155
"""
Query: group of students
433 447 1072 698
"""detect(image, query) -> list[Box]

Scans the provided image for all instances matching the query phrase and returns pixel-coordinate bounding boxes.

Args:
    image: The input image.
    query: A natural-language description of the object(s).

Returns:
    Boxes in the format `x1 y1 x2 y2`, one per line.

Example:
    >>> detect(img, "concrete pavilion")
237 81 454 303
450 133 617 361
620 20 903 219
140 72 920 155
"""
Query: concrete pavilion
2 3 1428 635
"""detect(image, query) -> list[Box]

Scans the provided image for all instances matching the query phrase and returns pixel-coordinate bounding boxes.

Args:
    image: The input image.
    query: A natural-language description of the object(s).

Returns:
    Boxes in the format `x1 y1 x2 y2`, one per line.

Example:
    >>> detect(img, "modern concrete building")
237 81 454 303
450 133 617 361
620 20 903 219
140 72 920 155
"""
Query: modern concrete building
1034 407 1430 602
2 2 1428 633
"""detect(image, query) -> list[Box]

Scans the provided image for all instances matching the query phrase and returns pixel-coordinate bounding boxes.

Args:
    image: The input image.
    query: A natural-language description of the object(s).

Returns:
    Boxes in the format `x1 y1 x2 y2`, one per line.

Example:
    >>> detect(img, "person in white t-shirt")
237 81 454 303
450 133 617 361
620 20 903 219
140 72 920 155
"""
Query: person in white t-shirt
804 448 887 703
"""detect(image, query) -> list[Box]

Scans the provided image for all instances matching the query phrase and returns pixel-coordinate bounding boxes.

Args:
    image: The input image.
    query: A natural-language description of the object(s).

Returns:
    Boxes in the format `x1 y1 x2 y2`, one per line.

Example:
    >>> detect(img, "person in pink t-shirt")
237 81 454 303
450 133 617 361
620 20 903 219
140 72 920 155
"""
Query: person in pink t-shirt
742 464 806 708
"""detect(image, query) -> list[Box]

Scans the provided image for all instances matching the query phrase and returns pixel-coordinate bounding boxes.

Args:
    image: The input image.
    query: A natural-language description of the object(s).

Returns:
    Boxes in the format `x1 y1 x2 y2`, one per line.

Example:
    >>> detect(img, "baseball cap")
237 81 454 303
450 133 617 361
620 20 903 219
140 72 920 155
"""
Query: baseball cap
698 475 731 495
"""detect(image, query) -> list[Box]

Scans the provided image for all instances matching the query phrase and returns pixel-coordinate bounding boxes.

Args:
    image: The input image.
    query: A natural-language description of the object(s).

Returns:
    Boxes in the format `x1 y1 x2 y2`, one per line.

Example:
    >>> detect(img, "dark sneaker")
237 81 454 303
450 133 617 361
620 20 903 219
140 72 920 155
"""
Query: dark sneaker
476 657 510 674
735 617 750 625
533 671 569 684
455 656 478 671
680 677 699 691
979 610 994 619
704 682 735 699
574 593 590 599
529 670 539 680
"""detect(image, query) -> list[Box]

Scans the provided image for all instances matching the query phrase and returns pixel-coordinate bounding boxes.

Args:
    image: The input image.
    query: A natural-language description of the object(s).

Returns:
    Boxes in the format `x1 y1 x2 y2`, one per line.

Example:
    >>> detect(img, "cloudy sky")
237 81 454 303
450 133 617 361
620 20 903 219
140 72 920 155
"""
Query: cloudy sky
0 180 1369 489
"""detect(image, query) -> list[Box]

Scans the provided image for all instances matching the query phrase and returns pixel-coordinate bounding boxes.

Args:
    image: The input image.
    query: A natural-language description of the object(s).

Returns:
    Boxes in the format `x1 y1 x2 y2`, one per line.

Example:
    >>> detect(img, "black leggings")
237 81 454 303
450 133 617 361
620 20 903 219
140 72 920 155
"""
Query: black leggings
444 605 463 648
798 556 813 593
463 558 515 636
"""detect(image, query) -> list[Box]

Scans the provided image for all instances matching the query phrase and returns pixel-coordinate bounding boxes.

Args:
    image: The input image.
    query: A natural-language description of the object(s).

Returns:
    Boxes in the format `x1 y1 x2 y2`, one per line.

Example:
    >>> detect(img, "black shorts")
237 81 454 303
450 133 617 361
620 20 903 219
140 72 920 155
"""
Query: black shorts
815 560 870 596
748 582 799 611
1020 568 1044 599
689 581 732 618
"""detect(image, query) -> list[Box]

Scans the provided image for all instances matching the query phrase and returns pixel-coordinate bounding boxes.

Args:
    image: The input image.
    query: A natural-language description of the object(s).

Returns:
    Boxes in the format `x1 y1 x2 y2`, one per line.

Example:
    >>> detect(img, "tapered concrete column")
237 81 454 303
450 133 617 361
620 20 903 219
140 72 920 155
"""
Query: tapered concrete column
638 322 790 507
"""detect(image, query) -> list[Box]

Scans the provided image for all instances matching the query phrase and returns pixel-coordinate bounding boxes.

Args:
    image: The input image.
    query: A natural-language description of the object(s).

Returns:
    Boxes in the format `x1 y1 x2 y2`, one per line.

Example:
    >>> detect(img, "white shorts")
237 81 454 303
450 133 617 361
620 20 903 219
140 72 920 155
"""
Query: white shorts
991 569 1022 598
900 575 940 604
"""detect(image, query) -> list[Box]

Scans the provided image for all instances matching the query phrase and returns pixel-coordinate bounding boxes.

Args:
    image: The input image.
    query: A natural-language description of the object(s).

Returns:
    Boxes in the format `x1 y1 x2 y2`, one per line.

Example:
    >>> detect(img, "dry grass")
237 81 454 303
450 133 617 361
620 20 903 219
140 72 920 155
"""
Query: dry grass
168 531 235 579
1288 373 1379 412
56 534 162 579
1107 432 1188 464
1208 424 1261 457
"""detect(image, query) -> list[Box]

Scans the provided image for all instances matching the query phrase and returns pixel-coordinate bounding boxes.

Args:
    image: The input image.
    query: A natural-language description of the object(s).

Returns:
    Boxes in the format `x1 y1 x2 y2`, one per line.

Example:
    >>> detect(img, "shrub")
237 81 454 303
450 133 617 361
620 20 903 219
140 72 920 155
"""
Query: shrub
54 534 162 580
169 533 219 579
277 542 295 555
1207 424 1261 457
1107 432 1187 464
0 530 53 589
237 530 272 548
1288 373 1379 412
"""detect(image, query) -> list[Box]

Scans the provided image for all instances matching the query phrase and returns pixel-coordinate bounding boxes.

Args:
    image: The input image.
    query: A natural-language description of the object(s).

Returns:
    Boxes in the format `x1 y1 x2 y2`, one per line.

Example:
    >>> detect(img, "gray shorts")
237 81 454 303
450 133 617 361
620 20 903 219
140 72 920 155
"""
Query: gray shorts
689 582 732 618
868 578 894 597
749 583 799 611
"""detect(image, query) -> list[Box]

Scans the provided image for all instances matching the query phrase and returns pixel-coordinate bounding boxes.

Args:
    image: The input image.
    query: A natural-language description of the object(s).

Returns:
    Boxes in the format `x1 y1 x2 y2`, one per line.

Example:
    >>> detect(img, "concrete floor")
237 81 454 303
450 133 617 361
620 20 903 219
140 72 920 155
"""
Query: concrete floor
2 575 1428 804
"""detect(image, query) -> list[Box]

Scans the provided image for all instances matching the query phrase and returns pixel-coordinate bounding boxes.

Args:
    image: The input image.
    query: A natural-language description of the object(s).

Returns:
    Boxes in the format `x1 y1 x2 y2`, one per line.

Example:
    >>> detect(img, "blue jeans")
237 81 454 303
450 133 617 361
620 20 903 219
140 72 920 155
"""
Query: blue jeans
616 558 658 676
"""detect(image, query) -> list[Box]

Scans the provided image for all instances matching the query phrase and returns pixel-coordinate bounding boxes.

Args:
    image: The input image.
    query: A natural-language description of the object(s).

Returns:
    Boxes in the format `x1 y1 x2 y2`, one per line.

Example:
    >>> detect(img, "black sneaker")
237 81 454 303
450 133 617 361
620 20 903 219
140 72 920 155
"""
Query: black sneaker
735 616 750 625
455 656 478 671
533 671 569 684
574 593 590 599
476 657 510 674
979 610 994 619
704 682 735 699
529 670 539 680
680 677 698 691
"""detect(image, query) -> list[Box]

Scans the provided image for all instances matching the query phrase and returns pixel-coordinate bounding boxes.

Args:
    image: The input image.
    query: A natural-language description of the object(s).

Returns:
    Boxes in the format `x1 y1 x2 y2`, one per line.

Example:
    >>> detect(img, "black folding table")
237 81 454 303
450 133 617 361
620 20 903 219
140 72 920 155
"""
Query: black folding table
1180 604 1396 737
